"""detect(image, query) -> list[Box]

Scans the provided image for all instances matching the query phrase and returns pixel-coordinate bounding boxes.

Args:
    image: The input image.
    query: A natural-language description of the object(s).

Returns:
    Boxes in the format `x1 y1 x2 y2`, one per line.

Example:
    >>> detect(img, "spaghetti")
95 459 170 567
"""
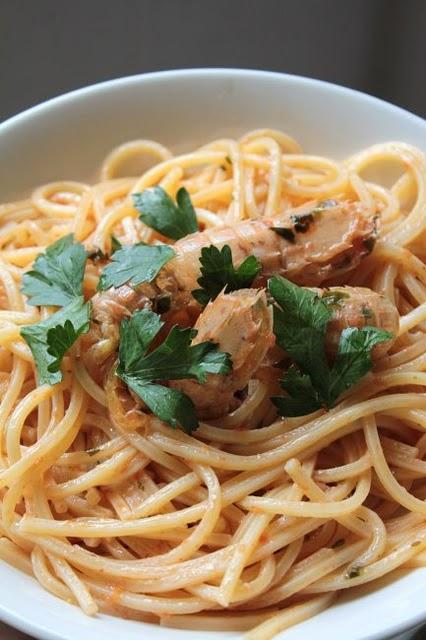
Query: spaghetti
0 129 426 639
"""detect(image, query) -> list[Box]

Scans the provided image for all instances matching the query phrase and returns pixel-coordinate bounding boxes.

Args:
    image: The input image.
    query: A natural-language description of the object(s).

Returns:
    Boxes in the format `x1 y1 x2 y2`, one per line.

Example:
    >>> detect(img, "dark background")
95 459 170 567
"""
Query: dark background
0 1 425 639
1 0 425 124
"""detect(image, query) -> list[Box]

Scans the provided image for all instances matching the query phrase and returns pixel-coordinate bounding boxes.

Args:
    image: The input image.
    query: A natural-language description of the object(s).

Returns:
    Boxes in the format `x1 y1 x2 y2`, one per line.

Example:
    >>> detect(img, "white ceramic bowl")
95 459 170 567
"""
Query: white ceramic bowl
0 69 425 640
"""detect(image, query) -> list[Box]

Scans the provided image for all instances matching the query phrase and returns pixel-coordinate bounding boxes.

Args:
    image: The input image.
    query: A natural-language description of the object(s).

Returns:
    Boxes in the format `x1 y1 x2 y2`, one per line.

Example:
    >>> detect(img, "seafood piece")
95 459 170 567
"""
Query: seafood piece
171 286 398 420
157 199 375 308
83 285 153 367
90 199 376 361
170 289 274 419
318 286 399 359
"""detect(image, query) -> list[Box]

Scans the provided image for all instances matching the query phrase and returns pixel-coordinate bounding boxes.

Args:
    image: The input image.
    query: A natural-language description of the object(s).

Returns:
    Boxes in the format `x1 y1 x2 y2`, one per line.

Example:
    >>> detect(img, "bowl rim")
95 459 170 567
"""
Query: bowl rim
0 67 425 135
0 68 425 640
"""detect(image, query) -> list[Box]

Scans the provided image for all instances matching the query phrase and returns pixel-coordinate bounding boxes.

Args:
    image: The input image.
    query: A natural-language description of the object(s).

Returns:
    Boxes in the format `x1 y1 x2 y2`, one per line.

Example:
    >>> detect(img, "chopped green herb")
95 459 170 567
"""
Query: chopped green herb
88 235 122 261
291 213 314 233
225 155 232 165
152 293 172 315
192 244 262 306
87 447 101 456
335 254 353 270
153 293 172 315
97 243 175 291
362 305 373 319
117 308 232 433
273 227 296 243
347 566 362 579
111 234 122 253
22 234 87 307
322 290 350 310
87 248 107 262
20 297 91 385
363 236 376 254
331 538 345 549
283 201 337 237
133 186 198 240
268 275 393 416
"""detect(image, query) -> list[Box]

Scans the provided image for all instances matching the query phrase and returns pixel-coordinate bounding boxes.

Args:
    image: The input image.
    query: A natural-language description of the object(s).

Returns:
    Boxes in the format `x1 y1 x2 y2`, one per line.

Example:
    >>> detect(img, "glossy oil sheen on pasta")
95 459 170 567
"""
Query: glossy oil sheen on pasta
0 129 426 640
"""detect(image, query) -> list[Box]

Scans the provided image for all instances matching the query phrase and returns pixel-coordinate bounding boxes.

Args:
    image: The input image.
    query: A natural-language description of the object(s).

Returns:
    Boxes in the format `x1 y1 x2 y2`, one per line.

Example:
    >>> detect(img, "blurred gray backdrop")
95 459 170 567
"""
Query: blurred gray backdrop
1 0 425 122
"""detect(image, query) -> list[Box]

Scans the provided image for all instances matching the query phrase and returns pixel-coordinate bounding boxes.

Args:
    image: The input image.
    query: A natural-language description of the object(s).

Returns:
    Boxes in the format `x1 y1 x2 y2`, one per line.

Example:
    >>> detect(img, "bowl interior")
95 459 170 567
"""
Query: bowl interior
0 69 425 640
1 69 425 200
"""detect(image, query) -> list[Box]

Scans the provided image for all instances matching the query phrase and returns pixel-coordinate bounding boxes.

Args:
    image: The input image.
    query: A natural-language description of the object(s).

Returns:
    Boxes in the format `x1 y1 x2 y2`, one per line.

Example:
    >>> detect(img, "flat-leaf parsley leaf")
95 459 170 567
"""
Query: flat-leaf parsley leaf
110 234 122 253
21 297 91 385
97 243 175 291
133 186 198 240
22 234 87 307
268 275 393 416
117 308 232 433
192 245 262 306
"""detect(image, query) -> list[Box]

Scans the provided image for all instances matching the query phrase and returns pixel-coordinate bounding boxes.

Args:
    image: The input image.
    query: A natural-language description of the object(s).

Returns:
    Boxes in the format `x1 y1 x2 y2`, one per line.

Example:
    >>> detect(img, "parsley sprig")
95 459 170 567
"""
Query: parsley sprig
268 276 393 416
22 234 87 306
21 297 91 385
21 234 91 385
192 245 262 306
97 243 175 291
133 186 198 240
117 308 232 433
110 234 122 253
